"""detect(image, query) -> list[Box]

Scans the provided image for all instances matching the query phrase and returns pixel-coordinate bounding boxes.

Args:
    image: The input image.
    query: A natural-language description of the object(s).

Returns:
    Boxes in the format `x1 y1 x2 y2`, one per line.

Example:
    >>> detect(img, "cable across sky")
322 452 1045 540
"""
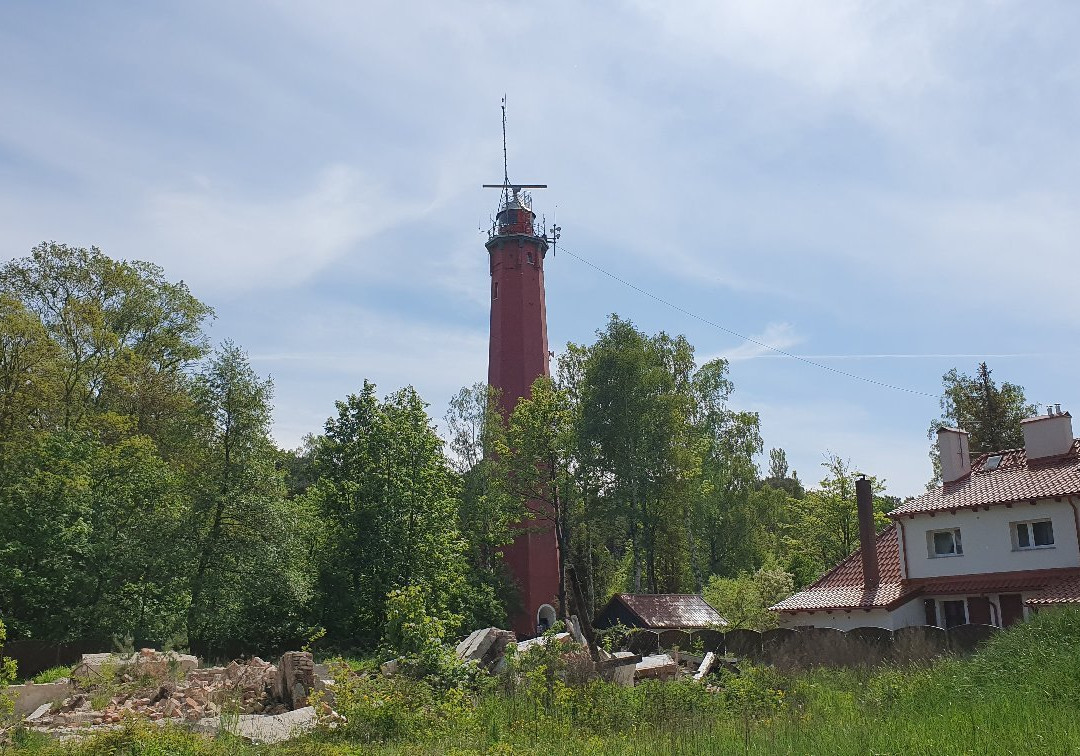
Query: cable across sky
556 242 941 400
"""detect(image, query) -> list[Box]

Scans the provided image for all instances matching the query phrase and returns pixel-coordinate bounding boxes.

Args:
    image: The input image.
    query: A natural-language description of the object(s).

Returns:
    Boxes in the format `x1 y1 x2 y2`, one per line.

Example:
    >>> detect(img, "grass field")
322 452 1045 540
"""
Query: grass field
5 607 1080 755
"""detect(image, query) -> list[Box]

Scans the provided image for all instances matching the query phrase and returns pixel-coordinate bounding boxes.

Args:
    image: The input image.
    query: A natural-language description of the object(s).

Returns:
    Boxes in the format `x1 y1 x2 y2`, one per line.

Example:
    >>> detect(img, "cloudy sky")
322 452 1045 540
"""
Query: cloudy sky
3 1 1079 496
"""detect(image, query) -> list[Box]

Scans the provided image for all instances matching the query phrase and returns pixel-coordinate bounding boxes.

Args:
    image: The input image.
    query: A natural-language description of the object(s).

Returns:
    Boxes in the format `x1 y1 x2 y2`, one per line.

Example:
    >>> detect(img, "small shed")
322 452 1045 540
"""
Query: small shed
593 594 727 631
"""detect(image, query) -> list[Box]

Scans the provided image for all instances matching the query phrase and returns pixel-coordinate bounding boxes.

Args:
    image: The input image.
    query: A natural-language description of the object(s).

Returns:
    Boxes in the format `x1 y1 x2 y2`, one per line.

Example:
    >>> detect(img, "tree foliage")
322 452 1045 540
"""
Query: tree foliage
932 362 1037 453
0 242 910 654
702 561 795 631
310 382 473 647
926 362 1037 486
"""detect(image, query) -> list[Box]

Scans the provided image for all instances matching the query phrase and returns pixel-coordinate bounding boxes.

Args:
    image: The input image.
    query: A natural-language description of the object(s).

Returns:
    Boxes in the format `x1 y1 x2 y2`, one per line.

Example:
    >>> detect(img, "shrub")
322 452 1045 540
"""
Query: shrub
30 666 73 684
382 585 481 692
0 618 17 720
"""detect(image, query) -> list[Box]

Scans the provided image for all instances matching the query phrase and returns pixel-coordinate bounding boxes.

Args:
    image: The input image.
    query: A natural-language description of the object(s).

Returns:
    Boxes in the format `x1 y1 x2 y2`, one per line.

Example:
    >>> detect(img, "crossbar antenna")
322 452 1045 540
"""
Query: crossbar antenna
501 95 509 194
482 99 547 200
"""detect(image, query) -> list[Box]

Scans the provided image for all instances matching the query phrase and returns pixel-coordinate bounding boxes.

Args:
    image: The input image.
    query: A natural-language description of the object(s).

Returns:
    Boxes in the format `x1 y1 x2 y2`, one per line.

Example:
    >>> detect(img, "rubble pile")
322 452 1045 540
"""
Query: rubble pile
451 624 737 689
18 648 327 740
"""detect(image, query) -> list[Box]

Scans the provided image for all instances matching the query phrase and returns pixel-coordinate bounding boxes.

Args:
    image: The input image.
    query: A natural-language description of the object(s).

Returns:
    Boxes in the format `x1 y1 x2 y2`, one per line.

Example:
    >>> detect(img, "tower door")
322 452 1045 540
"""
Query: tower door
537 604 557 634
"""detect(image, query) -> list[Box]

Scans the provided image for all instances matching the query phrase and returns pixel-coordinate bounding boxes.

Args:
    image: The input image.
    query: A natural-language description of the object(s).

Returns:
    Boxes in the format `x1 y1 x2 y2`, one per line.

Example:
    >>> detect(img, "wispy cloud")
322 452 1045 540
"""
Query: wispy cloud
141 165 427 294
706 322 800 362
747 352 1060 361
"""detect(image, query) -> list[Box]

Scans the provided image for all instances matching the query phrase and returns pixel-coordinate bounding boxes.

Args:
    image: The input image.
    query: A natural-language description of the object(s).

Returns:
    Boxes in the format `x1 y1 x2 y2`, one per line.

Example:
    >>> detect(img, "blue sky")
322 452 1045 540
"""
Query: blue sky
3 1 1079 496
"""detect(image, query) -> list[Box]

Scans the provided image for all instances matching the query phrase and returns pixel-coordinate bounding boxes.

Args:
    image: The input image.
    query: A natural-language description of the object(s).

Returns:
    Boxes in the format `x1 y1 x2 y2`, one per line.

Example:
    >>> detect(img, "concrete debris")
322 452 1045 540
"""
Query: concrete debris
454 627 516 673
273 651 316 710
25 702 55 722
380 659 399 676
693 651 716 681
567 615 586 646
515 632 572 654
597 651 640 687
71 648 198 681
9 680 71 717
634 653 678 682
191 705 320 745
18 648 337 745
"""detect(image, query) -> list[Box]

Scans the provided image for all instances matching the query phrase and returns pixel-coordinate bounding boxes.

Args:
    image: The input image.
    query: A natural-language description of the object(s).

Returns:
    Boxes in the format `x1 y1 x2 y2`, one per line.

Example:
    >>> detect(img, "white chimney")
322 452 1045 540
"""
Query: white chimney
938 427 971 484
1022 409 1074 460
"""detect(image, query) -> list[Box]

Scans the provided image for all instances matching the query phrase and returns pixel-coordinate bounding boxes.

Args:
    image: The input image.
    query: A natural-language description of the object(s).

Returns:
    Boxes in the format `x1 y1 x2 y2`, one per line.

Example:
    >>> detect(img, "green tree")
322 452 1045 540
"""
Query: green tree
702 560 795 631
444 383 518 626
0 431 95 641
186 342 311 655
688 358 763 586
931 362 1037 454
576 316 700 594
0 242 211 441
0 618 16 718
498 376 580 621
0 244 215 646
763 447 804 498
312 382 471 647
788 455 888 579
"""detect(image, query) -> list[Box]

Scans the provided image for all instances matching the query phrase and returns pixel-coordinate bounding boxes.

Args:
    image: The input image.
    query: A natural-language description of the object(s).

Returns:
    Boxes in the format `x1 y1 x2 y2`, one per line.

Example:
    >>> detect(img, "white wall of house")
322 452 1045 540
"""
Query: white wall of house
778 609 893 631
901 499 1080 579
888 597 929 629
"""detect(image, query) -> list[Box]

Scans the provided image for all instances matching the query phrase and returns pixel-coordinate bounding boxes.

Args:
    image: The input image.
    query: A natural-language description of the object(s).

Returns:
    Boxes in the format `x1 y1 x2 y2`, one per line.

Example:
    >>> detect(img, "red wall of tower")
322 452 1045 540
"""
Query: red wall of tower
487 230 560 638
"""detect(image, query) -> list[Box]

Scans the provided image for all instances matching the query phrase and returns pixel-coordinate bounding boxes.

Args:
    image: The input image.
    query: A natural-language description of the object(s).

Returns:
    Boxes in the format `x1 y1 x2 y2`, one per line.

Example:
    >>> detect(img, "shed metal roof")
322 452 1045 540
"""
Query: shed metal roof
607 593 727 629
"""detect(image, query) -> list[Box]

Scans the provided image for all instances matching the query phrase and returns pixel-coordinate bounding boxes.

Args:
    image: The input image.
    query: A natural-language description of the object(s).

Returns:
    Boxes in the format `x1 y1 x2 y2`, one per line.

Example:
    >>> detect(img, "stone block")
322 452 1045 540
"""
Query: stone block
456 627 499 662
598 651 639 687
9 680 71 717
635 653 678 682
693 651 716 681
274 651 315 710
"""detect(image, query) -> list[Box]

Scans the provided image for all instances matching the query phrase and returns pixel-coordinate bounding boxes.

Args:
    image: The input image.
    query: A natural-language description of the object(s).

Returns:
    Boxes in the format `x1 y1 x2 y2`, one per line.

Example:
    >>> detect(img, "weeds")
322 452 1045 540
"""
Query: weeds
5 608 1080 754
27 669 70 686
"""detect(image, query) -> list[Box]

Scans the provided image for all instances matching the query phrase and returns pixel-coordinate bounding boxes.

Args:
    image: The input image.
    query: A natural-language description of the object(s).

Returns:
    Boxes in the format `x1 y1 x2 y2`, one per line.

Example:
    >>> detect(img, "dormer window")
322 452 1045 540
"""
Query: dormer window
928 528 963 557
1012 519 1054 550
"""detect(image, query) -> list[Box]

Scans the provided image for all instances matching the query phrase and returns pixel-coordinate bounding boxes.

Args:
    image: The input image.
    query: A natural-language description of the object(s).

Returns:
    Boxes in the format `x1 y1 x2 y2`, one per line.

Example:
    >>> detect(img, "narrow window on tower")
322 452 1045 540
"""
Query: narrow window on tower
527 251 534 265
492 281 498 300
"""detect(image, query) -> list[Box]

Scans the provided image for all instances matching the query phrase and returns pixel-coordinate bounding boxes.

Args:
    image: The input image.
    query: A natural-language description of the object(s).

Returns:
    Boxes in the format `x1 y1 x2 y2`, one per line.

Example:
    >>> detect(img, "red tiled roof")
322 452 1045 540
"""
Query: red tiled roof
889 440 1080 517
1027 571 1080 605
770 525 914 612
914 567 1080 597
611 594 727 629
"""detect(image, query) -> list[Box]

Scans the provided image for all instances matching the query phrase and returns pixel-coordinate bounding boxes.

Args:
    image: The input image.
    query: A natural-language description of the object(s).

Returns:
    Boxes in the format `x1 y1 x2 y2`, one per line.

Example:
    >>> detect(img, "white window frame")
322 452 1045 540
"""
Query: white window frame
1011 518 1055 551
928 527 963 558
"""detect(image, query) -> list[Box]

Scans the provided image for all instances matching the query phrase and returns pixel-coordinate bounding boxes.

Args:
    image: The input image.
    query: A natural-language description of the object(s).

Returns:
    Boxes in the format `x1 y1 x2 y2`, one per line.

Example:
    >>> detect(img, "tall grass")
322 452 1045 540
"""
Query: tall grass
6 608 1080 755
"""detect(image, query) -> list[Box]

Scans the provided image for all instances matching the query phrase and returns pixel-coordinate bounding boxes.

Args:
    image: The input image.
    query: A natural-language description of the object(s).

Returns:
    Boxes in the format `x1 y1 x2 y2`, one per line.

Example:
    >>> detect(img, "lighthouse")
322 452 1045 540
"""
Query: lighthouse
483 109 561 637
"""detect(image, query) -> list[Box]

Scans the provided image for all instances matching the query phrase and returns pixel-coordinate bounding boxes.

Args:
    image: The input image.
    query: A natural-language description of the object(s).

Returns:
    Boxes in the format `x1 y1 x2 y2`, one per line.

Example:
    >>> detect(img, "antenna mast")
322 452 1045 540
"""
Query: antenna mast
501 95 510 205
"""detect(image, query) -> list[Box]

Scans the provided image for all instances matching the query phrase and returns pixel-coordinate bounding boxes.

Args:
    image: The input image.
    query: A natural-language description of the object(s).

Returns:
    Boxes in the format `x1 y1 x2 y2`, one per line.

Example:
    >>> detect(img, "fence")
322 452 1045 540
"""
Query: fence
0 640 104 680
620 624 999 669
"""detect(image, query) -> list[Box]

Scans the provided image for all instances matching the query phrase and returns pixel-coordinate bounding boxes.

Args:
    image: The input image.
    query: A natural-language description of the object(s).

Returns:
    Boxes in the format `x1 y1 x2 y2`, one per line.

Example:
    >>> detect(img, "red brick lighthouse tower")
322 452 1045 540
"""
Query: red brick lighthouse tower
483 102 561 637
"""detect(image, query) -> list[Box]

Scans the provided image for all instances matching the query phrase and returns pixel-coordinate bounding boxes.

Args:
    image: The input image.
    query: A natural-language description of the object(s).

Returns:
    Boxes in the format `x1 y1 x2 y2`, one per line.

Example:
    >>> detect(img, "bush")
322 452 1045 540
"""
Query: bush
327 669 474 745
30 666 72 685
703 562 794 631
0 618 17 720
381 585 480 691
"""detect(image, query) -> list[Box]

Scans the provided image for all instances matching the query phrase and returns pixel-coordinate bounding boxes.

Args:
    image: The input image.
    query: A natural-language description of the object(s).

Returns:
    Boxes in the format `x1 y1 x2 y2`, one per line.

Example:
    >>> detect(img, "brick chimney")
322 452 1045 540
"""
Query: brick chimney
937 427 971 484
1022 406 1074 460
856 475 878 587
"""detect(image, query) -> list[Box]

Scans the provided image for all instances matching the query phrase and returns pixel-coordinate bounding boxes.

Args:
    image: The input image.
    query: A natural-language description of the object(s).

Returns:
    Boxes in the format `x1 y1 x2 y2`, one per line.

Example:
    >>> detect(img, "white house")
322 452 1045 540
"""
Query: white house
771 406 1080 630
